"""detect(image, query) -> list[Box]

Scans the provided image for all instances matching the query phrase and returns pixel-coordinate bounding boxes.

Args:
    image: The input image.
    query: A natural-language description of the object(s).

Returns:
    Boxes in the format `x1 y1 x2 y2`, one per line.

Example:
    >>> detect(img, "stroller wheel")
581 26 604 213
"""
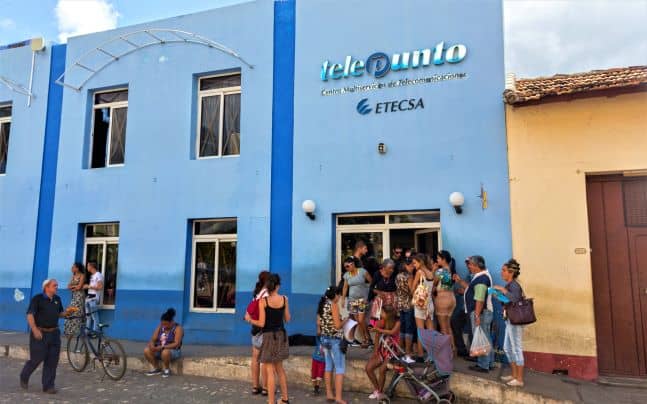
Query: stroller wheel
440 390 456 403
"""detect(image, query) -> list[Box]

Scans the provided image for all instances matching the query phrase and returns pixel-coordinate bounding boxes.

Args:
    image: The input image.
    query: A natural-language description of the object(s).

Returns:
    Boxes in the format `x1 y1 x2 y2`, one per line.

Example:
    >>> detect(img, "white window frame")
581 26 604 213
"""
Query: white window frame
89 88 128 168
0 111 11 176
83 228 119 309
190 220 237 313
335 211 441 282
196 73 241 159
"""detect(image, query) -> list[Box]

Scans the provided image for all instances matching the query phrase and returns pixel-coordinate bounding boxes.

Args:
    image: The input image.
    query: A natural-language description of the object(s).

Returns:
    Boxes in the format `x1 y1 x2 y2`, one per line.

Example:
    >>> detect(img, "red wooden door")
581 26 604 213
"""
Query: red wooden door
586 175 647 378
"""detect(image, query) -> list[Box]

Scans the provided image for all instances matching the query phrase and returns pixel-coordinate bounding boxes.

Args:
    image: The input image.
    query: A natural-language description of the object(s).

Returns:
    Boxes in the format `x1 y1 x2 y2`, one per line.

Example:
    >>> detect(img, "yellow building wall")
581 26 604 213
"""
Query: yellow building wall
505 91 647 357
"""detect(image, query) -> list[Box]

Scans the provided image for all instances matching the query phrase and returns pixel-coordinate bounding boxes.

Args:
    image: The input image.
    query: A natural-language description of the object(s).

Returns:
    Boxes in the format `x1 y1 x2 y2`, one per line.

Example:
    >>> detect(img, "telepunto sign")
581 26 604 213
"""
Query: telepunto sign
320 41 469 96
320 41 467 81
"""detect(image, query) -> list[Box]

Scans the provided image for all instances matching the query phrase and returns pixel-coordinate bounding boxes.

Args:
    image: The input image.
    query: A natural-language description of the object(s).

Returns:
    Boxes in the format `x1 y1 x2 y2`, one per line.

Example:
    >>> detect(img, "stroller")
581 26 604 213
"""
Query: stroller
377 329 455 403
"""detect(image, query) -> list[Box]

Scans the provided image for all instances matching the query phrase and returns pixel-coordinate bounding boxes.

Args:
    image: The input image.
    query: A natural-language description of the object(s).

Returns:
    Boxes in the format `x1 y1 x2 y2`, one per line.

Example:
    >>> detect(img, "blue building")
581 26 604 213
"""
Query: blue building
0 0 511 344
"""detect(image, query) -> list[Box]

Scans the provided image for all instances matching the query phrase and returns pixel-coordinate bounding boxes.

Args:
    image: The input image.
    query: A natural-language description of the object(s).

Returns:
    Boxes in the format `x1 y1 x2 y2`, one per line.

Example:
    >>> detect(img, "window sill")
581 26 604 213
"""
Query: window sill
196 154 240 160
189 308 236 314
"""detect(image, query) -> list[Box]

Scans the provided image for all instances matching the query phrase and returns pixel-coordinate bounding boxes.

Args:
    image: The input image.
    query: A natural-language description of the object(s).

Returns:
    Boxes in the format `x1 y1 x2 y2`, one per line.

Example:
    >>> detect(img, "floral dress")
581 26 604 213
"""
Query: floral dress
64 275 85 336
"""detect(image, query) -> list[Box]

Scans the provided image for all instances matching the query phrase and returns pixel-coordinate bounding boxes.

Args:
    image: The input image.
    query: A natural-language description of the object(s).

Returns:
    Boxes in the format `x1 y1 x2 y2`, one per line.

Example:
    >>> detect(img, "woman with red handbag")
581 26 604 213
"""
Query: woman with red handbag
493 259 525 387
247 271 270 396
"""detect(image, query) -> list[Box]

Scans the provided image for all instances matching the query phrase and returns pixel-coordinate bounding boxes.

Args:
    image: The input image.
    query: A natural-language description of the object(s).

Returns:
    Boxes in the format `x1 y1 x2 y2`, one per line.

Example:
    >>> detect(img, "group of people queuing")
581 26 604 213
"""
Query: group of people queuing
17 251 525 397
243 245 527 403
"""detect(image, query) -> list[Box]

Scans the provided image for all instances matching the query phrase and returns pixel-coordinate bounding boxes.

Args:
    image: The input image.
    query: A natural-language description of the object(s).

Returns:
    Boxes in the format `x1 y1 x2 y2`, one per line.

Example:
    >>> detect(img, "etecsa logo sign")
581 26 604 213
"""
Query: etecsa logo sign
356 98 424 116
356 99 372 115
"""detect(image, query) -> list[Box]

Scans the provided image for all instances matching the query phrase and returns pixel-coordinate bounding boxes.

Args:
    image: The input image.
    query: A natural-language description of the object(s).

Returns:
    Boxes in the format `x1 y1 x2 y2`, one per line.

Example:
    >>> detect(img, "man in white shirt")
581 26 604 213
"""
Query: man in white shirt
83 262 103 334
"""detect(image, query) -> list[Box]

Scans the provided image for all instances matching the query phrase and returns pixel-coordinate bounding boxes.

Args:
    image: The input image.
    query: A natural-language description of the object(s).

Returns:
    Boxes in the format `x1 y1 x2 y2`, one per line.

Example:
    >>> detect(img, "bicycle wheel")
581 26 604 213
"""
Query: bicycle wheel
66 335 89 372
99 338 127 380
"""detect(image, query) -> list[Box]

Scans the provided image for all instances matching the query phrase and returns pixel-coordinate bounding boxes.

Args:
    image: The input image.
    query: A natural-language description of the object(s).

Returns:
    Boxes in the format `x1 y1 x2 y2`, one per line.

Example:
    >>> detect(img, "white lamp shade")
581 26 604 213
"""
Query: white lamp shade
449 192 465 207
302 199 316 214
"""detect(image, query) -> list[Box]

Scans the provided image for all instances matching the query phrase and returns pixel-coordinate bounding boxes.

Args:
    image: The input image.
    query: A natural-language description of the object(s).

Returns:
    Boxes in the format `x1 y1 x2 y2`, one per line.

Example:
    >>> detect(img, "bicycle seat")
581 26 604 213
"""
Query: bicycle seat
98 323 110 329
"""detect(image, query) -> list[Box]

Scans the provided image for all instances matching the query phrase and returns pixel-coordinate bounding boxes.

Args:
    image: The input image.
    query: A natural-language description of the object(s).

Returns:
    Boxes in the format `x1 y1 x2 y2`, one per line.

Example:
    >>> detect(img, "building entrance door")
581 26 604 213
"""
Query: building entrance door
586 175 647 378
335 211 440 282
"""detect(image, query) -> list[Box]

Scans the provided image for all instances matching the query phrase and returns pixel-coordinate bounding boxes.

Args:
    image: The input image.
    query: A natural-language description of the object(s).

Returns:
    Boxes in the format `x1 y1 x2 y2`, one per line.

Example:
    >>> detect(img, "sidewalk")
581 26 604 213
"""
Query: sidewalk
1 330 645 403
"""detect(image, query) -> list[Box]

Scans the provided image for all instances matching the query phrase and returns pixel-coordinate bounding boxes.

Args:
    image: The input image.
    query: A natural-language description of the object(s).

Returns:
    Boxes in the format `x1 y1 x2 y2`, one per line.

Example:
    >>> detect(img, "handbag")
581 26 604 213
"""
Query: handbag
246 298 260 320
412 276 430 310
370 297 383 320
506 288 537 325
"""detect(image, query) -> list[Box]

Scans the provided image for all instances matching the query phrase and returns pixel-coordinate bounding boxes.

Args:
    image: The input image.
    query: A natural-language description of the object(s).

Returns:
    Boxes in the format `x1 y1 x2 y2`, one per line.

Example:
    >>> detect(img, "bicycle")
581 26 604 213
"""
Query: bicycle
65 312 127 381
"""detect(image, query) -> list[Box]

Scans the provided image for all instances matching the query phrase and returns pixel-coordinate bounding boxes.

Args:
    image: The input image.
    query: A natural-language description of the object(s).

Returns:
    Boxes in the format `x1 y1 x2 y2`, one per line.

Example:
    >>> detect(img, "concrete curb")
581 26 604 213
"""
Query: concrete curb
3 344 571 404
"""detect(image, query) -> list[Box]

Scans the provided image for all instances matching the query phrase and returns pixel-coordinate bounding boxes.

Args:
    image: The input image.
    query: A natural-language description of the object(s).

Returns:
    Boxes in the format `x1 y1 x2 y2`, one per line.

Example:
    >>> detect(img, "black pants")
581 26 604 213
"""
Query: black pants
20 329 61 391
450 309 470 356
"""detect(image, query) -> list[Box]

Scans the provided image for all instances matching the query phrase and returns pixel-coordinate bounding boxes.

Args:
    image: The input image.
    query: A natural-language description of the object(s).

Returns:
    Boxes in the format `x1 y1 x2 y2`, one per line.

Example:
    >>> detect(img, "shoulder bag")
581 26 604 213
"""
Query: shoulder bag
506 287 537 325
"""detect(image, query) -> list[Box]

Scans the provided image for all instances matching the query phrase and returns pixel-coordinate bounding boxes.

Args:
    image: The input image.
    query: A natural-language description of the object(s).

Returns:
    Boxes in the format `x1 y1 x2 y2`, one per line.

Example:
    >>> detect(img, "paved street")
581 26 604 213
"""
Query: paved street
0 357 370 404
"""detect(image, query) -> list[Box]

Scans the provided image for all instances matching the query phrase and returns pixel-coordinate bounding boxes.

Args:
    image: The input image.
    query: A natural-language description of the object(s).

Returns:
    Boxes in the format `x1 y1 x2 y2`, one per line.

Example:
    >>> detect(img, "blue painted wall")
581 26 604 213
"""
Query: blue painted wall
0 41 53 330
290 0 511 334
48 1 275 343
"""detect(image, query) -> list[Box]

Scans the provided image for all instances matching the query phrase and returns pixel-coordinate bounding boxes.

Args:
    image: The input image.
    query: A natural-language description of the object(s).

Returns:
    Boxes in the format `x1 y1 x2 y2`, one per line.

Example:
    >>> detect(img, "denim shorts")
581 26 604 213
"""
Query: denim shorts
320 336 345 375
154 348 181 361
252 333 263 349
399 309 416 339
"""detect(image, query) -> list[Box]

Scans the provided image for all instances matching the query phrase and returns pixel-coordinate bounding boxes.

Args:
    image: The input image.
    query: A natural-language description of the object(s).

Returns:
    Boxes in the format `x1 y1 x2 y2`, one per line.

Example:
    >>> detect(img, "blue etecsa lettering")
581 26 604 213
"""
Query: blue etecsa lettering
321 41 467 81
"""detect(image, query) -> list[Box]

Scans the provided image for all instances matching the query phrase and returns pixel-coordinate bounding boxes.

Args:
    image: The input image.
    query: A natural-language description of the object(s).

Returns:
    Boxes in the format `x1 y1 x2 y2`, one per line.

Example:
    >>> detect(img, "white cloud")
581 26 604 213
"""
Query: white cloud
0 18 16 30
55 0 120 43
504 0 647 77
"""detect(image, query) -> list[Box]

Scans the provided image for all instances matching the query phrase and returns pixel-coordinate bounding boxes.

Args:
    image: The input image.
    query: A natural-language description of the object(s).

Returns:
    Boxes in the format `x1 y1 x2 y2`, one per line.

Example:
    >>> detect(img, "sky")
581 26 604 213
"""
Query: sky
0 0 646 78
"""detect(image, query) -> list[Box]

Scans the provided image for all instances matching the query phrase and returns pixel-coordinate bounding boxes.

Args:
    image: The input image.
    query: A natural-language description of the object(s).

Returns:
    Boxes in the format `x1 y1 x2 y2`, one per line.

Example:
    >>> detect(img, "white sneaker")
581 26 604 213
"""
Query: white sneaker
162 369 171 378
403 355 416 364
507 379 524 387
500 375 514 382
368 390 383 399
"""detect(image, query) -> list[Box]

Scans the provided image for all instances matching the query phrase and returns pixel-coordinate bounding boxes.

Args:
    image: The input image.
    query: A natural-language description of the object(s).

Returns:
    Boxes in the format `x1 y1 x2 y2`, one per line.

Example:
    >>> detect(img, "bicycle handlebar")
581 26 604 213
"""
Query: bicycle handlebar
66 310 99 320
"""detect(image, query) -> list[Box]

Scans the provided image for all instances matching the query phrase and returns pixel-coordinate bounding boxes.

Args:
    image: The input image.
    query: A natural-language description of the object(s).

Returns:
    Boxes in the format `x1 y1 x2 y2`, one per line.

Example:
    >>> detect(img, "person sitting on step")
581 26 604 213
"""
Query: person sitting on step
144 308 184 378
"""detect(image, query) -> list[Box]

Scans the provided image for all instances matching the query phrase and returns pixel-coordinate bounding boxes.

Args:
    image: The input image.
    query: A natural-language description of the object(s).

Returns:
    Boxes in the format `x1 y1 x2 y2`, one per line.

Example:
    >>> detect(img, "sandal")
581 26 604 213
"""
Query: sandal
261 388 268 396
251 387 262 395
277 400 290 404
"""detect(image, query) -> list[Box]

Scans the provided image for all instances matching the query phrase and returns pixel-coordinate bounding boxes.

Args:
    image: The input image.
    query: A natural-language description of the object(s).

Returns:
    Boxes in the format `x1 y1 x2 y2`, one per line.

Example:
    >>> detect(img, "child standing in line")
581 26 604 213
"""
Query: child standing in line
311 317 326 395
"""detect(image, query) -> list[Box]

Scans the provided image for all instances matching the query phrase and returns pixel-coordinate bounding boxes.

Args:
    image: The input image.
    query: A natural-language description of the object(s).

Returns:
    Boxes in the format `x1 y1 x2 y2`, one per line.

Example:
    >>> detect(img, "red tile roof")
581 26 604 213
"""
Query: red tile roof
504 66 647 105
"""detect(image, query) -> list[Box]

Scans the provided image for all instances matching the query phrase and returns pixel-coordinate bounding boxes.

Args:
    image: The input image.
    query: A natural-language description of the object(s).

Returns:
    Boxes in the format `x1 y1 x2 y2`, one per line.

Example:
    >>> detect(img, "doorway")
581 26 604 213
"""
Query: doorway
586 175 647 378
335 211 441 281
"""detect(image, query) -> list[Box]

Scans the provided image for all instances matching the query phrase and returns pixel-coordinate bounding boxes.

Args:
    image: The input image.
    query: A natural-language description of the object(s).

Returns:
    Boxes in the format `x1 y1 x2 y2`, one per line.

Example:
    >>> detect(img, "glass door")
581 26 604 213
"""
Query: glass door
414 229 441 256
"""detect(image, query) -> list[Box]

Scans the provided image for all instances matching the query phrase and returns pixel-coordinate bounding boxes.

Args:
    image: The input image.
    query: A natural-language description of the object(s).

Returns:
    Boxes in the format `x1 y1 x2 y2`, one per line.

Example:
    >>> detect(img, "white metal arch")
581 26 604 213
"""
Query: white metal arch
55 29 254 91
0 76 32 97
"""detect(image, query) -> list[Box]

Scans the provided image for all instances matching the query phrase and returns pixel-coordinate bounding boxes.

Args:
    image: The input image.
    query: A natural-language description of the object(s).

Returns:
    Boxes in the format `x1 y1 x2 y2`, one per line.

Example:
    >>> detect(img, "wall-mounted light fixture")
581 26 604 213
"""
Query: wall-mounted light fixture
449 192 465 214
378 142 386 154
302 199 316 220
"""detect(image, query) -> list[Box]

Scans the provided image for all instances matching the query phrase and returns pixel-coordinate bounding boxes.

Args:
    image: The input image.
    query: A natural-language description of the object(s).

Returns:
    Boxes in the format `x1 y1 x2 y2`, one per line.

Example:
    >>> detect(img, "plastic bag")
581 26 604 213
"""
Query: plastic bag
470 326 492 357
